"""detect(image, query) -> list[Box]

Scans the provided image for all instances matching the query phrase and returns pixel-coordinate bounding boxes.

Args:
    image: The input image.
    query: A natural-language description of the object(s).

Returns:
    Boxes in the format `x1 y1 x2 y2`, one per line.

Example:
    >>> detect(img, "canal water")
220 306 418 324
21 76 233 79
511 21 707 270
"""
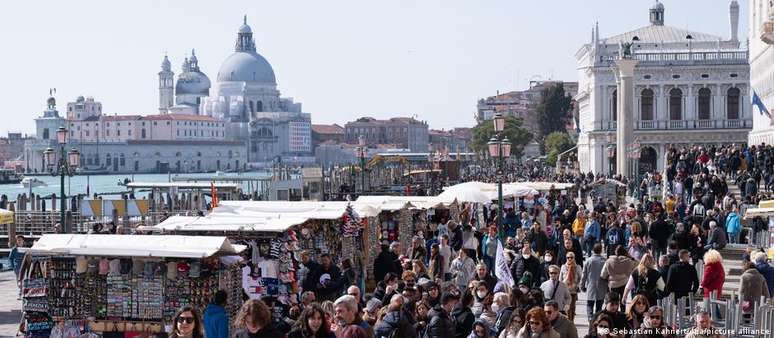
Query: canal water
0 172 272 199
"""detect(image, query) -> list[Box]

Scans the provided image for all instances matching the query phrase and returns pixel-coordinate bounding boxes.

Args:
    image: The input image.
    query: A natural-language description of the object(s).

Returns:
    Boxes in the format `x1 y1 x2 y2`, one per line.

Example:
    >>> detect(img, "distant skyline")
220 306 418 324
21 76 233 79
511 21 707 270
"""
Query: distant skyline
0 0 748 136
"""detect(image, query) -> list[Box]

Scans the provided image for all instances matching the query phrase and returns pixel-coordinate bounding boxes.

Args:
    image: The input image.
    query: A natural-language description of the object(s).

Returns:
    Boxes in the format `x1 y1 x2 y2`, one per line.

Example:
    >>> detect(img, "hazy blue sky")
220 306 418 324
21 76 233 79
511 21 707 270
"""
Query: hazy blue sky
0 0 748 135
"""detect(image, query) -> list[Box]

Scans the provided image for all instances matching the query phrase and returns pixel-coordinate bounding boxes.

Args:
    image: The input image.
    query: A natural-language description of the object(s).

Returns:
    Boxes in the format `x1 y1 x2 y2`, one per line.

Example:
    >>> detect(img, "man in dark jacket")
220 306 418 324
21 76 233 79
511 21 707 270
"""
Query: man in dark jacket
449 221 464 252
451 292 475 338
754 252 774 297
590 292 629 333
373 243 401 284
203 290 229 338
648 215 672 260
704 221 727 250
373 295 417 338
664 250 700 299
308 253 343 302
425 292 459 338
509 245 541 288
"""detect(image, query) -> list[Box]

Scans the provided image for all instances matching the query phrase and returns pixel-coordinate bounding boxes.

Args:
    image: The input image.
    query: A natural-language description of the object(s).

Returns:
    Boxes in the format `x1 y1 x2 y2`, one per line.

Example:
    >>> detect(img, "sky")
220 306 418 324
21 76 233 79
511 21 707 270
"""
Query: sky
0 0 749 136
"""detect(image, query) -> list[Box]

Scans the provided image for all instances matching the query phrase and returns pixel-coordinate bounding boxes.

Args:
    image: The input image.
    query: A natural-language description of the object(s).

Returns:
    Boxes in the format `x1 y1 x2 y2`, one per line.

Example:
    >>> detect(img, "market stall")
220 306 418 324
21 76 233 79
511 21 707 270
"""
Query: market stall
20 234 244 338
744 200 774 258
140 201 376 304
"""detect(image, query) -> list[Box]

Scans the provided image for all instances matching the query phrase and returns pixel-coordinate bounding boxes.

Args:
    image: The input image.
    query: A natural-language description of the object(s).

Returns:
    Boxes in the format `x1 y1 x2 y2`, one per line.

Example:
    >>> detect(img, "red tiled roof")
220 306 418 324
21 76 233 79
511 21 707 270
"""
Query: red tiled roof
142 114 219 122
312 124 344 134
100 115 142 121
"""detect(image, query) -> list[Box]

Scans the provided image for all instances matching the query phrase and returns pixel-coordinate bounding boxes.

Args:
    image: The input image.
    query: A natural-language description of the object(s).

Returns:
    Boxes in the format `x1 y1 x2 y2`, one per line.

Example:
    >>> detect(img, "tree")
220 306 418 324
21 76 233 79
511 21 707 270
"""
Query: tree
544 131 575 166
471 116 533 159
536 83 573 147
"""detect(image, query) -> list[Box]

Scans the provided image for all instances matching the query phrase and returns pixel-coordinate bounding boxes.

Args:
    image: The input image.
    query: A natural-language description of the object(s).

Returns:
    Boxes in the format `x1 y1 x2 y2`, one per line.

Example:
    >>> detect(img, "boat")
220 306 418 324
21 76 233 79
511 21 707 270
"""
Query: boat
0 169 22 184
21 177 47 188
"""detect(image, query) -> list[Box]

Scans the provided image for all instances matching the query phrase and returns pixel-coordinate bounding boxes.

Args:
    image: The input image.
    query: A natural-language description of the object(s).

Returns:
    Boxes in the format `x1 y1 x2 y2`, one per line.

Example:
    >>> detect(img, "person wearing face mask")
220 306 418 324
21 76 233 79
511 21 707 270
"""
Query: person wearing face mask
539 250 555 284
474 263 498 293
492 292 514 336
471 283 491 317
510 246 541 289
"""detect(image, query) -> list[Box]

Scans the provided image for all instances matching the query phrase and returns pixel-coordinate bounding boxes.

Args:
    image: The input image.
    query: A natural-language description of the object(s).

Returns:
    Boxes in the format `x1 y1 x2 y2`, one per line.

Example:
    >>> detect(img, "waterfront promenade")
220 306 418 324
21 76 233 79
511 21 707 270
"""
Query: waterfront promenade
0 271 20 337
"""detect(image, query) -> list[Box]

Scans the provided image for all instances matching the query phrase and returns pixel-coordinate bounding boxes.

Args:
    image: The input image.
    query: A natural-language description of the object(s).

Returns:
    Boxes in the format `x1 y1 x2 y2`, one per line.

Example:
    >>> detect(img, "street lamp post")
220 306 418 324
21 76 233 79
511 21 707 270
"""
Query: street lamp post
488 113 511 238
43 127 80 233
357 135 366 194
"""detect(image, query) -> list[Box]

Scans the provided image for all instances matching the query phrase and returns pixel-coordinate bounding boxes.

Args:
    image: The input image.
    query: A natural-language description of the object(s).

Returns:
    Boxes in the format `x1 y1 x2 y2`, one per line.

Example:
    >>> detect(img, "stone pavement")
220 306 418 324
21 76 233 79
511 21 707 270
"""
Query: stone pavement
0 271 21 337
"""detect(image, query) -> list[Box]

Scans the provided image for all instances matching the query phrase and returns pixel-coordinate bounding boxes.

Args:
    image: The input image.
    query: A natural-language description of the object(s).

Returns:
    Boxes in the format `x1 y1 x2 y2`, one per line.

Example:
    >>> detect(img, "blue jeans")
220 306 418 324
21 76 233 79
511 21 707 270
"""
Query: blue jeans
483 256 495 276
728 232 740 244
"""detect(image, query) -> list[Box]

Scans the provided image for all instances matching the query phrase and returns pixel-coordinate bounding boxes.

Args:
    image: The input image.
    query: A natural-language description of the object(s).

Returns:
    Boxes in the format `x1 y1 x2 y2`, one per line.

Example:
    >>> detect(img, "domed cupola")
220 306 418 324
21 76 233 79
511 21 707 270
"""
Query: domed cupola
649 0 665 26
175 49 211 96
216 15 277 85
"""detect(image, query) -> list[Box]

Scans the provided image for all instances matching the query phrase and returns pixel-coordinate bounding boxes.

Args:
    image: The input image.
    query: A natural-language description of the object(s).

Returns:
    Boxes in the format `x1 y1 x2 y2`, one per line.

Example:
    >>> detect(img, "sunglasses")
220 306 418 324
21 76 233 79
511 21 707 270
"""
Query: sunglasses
549 272 559 275
177 317 195 324
567 256 575 259
650 316 661 319
529 321 542 326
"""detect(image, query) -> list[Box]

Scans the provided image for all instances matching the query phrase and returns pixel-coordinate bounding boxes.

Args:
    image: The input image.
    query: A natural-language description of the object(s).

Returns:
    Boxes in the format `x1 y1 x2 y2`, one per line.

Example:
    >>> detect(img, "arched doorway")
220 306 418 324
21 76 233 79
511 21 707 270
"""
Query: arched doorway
639 146 657 176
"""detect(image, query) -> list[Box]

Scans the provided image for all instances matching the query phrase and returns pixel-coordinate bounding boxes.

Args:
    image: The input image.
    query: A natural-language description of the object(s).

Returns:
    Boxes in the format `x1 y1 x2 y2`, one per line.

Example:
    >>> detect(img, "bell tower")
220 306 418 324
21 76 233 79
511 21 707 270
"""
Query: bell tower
158 54 174 113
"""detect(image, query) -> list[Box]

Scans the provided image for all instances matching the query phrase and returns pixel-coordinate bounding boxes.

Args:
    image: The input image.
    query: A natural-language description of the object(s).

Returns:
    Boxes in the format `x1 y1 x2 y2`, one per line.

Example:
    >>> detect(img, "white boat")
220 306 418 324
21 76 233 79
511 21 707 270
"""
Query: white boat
21 177 47 188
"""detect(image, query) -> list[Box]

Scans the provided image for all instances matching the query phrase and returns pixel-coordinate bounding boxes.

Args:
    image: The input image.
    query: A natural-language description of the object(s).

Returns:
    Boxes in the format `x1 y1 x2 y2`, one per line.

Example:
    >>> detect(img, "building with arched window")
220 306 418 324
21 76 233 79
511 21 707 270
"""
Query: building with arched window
575 1 751 175
749 0 774 145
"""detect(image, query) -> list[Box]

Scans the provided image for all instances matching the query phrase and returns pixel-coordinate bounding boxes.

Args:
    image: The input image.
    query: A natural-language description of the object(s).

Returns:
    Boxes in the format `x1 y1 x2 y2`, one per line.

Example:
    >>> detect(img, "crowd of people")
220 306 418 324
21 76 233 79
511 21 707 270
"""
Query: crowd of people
11 144 774 338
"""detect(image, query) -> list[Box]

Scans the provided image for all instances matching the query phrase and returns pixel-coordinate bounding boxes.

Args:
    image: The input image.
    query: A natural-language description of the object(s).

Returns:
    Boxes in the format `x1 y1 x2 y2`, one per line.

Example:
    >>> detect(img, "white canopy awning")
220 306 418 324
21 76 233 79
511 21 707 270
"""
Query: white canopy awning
436 181 540 203
519 181 575 191
356 196 448 211
31 234 245 258
745 207 774 219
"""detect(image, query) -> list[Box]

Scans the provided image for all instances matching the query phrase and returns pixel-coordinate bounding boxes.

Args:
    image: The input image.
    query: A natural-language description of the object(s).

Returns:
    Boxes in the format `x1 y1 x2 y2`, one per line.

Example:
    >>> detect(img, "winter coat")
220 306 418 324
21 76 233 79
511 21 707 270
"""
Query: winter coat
493 306 514 335
706 226 726 250
203 303 229 338
466 319 494 338
648 218 671 245
374 310 417 338
756 262 774 297
725 212 742 235
665 261 700 298
601 255 638 289
583 219 601 242
527 229 550 255
450 256 476 289
452 304 475 338
540 279 572 311
510 255 541 288
550 314 578 338
559 263 582 293
581 254 608 301
701 261 725 298
572 218 586 237
739 268 770 307
425 306 455 338
233 325 286 338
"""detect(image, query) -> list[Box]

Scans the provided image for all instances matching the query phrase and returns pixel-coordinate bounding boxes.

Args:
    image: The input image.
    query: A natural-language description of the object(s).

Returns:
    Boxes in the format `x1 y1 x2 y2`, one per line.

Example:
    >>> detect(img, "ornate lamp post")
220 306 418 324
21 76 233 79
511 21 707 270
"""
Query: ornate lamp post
357 135 366 194
43 127 80 233
487 113 511 238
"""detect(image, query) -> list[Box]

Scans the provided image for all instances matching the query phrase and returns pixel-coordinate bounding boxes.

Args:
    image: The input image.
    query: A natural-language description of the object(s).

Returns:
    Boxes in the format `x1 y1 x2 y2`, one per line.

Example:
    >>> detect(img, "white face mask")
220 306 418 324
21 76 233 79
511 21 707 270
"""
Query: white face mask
544 255 553 262
477 291 487 299
491 304 500 313
523 254 531 259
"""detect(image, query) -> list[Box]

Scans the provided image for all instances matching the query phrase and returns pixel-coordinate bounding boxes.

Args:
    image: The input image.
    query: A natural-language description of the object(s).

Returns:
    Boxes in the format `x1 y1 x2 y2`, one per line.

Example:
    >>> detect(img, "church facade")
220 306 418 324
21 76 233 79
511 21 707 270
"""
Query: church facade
575 1 751 175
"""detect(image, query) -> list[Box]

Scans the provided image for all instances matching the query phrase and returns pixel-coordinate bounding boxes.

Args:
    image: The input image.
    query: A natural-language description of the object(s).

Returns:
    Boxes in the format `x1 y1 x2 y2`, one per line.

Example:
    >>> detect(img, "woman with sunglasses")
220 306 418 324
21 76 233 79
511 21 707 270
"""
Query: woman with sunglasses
559 251 582 321
288 304 335 338
169 306 204 338
233 299 285 338
515 307 559 338
632 306 675 338
583 314 615 338
625 294 649 330
497 309 525 338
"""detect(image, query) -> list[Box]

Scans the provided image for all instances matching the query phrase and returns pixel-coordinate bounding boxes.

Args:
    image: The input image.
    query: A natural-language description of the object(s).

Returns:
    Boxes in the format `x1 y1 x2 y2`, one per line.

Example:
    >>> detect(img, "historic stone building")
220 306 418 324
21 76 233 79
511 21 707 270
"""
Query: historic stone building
749 0 774 145
575 1 751 175
344 117 429 152
475 81 578 133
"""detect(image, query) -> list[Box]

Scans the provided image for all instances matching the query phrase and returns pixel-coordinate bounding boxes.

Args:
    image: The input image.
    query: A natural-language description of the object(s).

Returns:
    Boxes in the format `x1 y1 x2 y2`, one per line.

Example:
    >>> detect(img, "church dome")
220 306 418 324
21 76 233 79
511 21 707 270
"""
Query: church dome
216 51 276 84
176 70 211 95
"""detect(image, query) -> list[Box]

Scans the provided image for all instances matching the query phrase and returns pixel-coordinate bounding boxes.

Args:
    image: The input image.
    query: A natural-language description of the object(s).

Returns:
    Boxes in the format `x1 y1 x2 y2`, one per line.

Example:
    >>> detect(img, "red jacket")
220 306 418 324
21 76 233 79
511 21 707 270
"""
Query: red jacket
702 261 725 297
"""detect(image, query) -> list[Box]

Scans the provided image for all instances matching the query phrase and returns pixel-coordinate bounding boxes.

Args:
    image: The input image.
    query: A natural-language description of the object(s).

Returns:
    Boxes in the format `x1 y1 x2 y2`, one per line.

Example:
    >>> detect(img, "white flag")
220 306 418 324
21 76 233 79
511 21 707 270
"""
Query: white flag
495 240 514 287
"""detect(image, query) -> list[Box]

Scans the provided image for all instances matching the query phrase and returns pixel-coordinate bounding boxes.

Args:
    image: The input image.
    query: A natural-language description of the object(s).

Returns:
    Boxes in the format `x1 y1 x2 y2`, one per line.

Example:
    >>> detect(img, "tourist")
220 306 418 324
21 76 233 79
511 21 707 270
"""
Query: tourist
738 261 770 315
725 207 742 244
623 253 663 307
664 249 700 300
583 212 601 257
169 306 204 338
559 252 581 321
510 245 541 288
581 244 608 321
544 301 578 338
583 314 615 338
288 304 336 338
450 248 476 291
700 250 726 318
590 293 629 334
373 294 416 338
439 235 454 281
704 221 726 251
515 307 560 338
308 253 343 302
753 252 774 300
426 292 460 338
624 295 649 330
601 246 638 298
452 292 475 338
203 290 229 338
497 309 525 338
428 243 446 282
233 299 285 338
473 263 498 294
539 265 571 314
685 310 723 338
9 235 25 299
632 306 674 338
492 292 514 335
334 295 374 338
467 319 493 338
373 243 401 284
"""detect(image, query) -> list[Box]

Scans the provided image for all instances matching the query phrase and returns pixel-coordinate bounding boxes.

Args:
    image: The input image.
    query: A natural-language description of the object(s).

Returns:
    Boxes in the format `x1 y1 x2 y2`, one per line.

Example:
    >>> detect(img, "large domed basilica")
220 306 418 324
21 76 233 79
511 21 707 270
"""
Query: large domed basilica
157 16 312 165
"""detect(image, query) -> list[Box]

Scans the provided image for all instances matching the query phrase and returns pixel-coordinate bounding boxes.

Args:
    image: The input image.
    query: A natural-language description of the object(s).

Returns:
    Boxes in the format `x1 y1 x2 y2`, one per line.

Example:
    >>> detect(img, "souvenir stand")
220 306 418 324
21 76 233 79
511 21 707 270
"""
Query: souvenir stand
744 200 774 258
20 234 244 338
355 196 450 283
140 201 379 318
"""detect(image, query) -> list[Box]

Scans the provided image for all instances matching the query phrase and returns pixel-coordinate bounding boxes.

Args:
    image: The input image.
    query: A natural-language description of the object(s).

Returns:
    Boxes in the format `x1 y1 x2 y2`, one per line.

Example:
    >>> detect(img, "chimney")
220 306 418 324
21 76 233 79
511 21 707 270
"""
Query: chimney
729 0 739 41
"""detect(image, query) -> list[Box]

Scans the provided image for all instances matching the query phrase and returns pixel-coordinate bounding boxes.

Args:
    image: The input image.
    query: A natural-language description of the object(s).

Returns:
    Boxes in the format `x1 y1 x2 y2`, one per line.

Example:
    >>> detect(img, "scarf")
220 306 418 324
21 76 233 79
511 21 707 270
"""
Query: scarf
565 262 576 290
